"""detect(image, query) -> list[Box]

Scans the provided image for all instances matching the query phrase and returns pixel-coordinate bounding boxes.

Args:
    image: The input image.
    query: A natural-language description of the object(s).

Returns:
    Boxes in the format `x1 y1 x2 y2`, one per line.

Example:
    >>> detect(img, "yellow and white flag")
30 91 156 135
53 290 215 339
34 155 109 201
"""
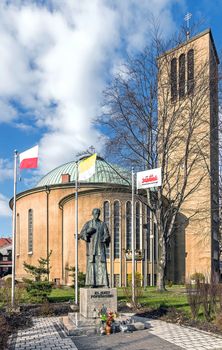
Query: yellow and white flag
78 154 97 181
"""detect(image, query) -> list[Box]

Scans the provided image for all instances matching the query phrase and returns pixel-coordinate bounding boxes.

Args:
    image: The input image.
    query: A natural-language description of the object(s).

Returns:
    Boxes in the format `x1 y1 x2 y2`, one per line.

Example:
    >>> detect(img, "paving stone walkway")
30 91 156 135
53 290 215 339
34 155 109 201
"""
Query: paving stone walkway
8 317 78 350
7 316 222 350
147 318 222 350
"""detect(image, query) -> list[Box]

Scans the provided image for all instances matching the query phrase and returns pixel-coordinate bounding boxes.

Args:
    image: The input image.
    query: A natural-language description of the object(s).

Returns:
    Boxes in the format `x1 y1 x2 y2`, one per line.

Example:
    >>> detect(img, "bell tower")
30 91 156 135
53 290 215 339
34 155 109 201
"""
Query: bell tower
158 29 220 281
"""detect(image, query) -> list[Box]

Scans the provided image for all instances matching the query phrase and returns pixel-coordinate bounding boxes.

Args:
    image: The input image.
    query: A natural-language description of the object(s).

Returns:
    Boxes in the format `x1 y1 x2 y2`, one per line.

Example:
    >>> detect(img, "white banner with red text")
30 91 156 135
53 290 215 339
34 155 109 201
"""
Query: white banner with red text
136 167 162 189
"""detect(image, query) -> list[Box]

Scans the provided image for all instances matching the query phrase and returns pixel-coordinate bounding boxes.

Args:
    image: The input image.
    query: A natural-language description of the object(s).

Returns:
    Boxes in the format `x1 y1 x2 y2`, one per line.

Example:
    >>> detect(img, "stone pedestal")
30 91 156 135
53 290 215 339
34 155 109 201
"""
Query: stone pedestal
80 287 117 318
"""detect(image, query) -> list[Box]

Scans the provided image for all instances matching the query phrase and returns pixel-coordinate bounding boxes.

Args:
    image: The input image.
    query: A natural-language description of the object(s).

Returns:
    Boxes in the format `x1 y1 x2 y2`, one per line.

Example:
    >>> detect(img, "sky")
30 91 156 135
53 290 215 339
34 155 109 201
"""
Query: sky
0 0 221 237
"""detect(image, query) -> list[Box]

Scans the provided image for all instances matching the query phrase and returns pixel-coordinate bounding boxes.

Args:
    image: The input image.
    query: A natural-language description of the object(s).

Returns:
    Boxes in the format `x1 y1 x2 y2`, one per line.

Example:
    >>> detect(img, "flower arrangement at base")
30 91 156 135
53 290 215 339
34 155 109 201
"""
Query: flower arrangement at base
98 306 117 335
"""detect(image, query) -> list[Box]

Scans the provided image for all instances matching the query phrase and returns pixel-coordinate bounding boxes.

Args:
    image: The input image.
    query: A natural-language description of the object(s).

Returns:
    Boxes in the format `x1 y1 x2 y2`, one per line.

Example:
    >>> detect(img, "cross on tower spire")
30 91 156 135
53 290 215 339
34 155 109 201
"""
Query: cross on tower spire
88 145 96 154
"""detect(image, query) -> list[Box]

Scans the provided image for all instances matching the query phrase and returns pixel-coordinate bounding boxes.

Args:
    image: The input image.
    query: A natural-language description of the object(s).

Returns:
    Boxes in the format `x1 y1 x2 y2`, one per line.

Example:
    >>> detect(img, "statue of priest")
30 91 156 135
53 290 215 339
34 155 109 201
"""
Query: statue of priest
79 208 110 287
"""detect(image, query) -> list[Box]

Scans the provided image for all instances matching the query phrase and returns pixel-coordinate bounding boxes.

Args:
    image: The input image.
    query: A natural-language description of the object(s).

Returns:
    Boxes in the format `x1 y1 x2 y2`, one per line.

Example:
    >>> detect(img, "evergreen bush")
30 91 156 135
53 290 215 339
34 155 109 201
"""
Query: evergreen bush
23 251 53 302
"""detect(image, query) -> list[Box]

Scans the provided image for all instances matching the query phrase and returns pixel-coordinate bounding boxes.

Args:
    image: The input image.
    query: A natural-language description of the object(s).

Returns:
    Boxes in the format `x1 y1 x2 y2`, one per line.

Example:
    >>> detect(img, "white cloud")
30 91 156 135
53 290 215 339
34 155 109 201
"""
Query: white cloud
0 158 13 181
0 0 178 175
0 193 11 217
0 100 17 123
15 123 35 132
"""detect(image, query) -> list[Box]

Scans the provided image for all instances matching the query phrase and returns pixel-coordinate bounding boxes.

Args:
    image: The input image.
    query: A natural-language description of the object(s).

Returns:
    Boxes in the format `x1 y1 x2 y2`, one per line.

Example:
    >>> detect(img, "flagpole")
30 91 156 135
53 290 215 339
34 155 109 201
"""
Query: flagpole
75 161 79 305
12 150 18 307
131 167 135 305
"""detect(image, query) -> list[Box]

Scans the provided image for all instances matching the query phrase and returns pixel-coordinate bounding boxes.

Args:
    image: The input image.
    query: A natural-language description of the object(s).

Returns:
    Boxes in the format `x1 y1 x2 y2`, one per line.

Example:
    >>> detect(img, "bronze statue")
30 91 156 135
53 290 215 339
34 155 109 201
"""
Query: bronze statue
79 208 110 288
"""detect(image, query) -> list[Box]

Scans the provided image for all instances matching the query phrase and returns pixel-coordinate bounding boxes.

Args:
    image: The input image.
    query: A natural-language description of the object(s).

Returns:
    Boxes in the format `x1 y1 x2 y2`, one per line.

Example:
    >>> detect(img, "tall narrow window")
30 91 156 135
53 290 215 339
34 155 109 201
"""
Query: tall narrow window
114 201 120 258
136 202 140 250
126 201 132 250
179 54 185 98
187 49 194 95
28 209 33 253
171 58 177 101
103 201 110 258
16 213 20 255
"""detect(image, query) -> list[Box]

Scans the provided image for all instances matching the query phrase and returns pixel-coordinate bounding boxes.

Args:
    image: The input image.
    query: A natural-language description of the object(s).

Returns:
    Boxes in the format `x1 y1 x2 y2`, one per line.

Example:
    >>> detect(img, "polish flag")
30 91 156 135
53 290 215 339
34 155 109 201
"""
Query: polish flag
19 145 39 169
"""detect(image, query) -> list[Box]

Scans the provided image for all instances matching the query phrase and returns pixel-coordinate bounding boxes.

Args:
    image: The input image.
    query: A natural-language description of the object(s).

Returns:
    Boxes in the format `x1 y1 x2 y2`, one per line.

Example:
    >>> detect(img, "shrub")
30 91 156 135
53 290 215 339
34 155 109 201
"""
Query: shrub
167 280 173 288
190 272 205 284
123 272 144 308
217 284 222 312
187 274 220 322
214 312 222 332
198 274 218 322
0 280 25 312
23 251 53 302
186 282 201 320
0 314 10 349
65 266 86 288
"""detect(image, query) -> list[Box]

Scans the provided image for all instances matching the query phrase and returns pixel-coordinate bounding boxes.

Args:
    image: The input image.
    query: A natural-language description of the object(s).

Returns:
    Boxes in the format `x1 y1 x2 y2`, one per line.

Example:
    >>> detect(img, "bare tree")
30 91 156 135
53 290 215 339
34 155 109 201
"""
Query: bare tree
96 24 220 291
218 50 222 264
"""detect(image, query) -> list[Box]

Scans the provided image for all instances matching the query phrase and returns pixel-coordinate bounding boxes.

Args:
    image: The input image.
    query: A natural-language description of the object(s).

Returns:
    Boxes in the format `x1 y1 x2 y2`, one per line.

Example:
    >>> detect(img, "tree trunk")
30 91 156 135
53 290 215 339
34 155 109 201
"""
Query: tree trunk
156 223 166 292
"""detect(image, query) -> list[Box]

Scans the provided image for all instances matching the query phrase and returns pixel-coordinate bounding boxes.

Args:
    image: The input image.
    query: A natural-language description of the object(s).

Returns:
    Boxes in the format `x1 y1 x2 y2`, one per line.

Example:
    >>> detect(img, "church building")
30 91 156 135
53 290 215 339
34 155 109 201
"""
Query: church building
11 28 220 286
12 156 157 286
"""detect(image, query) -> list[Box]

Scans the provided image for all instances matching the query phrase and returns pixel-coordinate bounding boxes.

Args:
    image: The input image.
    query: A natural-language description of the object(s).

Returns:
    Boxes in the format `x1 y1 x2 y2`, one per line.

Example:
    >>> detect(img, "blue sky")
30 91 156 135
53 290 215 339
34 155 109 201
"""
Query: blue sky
0 0 221 237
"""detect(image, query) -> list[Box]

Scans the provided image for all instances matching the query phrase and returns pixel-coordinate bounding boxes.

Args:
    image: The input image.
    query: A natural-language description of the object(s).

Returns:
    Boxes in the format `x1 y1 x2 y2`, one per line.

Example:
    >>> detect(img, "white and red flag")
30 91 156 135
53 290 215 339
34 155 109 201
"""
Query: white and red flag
19 145 39 169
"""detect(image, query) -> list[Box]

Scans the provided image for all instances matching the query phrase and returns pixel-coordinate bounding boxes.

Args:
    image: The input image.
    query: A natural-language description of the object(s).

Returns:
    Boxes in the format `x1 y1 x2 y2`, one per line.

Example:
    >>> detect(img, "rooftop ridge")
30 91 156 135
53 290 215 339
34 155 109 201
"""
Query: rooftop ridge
158 28 219 64
36 157 130 187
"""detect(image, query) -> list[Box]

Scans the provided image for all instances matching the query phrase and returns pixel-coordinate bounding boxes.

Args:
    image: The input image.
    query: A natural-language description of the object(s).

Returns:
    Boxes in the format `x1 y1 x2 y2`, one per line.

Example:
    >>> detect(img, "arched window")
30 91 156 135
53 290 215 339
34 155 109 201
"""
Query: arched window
187 49 194 95
28 209 33 253
103 201 110 258
171 58 177 101
16 213 20 255
126 201 132 250
136 202 140 250
114 201 120 258
179 54 185 98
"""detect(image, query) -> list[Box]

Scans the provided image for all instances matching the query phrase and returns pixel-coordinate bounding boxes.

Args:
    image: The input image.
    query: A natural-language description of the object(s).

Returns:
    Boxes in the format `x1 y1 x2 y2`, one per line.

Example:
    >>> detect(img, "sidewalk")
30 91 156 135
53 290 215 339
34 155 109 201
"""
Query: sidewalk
8 316 222 350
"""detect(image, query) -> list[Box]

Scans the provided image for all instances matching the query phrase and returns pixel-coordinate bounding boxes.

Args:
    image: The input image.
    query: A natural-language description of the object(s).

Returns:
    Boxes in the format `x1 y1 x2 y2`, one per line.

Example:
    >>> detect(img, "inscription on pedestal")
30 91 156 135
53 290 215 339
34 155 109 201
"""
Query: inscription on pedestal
80 288 117 318
91 290 114 298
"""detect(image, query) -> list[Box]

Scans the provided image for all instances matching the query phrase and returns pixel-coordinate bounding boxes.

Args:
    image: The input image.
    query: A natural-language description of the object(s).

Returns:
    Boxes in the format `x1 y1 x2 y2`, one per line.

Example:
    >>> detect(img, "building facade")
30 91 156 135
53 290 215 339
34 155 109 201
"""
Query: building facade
12 157 157 286
12 29 220 285
158 29 220 281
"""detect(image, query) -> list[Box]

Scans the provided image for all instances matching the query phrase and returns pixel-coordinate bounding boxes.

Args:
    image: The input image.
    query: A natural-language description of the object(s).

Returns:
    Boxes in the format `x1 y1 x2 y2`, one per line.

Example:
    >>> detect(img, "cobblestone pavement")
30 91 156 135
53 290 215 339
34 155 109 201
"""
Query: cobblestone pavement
147 318 222 350
8 317 78 350
8 316 222 350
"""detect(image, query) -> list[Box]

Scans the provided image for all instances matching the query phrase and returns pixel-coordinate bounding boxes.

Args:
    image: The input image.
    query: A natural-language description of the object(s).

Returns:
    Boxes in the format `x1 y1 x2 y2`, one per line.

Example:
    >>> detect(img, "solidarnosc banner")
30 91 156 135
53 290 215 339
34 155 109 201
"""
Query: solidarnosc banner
137 167 161 189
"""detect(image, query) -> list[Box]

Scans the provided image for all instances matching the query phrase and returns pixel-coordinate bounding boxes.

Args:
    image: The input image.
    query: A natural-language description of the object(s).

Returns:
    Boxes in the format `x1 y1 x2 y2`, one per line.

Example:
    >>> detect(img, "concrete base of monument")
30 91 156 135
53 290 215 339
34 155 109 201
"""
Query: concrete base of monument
80 287 118 318
60 312 151 336
60 288 118 336
61 312 99 336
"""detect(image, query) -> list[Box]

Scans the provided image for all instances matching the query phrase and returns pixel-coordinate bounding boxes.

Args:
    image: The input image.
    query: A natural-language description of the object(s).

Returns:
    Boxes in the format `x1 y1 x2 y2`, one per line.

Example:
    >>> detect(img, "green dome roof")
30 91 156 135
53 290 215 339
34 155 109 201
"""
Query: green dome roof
36 156 130 187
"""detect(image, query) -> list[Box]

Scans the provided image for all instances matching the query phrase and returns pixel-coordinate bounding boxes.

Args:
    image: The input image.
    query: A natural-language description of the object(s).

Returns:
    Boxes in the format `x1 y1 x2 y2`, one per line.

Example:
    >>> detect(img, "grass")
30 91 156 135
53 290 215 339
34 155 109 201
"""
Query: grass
18 286 76 303
47 285 189 310
48 287 75 302
0 284 189 313
140 288 189 311
118 285 189 312
0 286 76 306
